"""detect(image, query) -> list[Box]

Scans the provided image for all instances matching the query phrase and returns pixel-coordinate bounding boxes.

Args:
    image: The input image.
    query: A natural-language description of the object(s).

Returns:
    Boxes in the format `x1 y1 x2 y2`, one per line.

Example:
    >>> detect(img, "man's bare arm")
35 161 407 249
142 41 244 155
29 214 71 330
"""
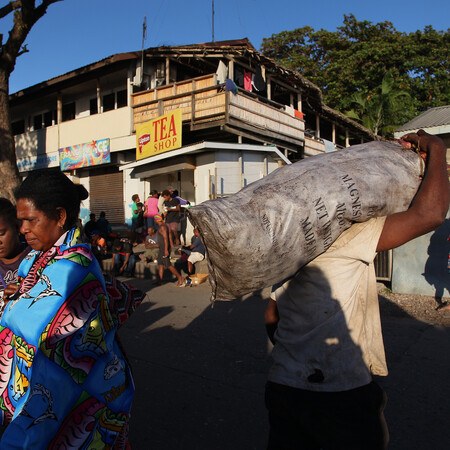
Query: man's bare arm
377 130 449 252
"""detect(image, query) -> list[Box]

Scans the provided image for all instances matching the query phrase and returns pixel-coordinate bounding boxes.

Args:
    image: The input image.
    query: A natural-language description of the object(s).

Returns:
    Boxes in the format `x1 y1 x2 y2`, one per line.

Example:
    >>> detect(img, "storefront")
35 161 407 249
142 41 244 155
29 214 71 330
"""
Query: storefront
120 140 290 205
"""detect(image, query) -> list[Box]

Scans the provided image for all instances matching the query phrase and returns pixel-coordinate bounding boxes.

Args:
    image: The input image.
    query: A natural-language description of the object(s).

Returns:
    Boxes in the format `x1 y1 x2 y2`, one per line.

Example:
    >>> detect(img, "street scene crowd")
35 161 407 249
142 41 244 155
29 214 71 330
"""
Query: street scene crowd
0 129 448 448
84 187 206 287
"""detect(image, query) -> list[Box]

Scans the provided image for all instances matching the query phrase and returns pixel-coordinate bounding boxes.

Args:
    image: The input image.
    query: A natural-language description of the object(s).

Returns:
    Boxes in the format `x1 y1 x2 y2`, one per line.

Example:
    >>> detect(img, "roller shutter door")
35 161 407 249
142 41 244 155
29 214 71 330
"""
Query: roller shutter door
89 169 124 224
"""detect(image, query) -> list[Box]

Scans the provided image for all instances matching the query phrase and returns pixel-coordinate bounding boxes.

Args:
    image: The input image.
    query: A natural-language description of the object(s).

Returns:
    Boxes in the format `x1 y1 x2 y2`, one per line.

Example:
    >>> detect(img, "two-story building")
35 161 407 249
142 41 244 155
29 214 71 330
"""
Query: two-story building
10 39 376 229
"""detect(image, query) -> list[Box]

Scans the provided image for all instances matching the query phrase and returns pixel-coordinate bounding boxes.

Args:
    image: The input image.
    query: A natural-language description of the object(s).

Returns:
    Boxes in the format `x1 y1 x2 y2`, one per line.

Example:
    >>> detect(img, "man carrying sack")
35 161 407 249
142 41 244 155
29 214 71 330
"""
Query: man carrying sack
264 130 449 449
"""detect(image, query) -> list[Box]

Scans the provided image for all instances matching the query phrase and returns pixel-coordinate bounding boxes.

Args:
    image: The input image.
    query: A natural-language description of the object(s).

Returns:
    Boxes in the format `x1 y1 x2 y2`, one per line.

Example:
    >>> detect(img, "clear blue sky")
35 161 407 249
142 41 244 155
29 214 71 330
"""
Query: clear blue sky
2 0 449 94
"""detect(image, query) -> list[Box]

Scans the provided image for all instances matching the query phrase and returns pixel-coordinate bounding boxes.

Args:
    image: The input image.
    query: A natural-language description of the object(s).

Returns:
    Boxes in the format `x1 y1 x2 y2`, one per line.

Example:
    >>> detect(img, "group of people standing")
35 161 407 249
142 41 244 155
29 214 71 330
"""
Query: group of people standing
127 188 204 286
132 187 190 248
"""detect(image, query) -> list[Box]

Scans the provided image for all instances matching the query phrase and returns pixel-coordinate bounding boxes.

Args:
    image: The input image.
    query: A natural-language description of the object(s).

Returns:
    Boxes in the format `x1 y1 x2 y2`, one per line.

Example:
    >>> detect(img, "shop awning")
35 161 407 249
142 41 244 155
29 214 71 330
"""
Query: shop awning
119 141 291 179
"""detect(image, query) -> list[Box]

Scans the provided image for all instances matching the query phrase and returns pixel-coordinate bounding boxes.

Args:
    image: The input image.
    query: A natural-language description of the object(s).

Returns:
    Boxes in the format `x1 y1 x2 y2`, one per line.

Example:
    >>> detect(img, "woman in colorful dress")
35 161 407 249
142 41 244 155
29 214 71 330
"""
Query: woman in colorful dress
0 169 144 448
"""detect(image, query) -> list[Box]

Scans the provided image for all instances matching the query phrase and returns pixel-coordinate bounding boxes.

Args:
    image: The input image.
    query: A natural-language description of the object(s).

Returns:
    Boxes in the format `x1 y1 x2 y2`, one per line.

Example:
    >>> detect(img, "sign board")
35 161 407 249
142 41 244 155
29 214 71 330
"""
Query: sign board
59 138 110 171
17 152 59 172
136 109 182 160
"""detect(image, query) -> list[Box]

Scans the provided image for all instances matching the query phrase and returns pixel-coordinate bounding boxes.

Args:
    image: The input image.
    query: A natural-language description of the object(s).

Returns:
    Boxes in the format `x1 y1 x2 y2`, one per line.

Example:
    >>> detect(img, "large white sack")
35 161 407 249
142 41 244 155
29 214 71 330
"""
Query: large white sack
188 141 423 301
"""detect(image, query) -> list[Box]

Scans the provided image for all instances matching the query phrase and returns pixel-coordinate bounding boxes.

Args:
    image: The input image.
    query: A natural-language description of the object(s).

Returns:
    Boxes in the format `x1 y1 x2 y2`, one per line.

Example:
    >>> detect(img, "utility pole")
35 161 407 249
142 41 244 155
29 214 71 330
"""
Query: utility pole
141 16 147 71
212 0 215 42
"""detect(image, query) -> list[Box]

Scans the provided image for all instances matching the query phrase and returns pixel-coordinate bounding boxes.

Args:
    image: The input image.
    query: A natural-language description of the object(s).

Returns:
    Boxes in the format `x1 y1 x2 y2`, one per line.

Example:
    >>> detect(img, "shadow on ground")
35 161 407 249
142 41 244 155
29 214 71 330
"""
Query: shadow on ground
376 294 450 450
119 280 450 449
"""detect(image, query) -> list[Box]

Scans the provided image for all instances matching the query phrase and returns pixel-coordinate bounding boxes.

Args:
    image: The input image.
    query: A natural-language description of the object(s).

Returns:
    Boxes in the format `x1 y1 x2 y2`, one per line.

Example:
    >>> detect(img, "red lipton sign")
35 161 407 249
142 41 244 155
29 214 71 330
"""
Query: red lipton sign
138 134 150 153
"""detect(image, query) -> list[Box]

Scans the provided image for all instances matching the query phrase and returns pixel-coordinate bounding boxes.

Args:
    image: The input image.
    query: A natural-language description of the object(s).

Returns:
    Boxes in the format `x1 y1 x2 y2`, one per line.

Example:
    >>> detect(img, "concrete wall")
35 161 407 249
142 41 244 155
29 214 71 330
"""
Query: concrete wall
392 213 450 300
58 108 132 149
194 153 216 204
195 150 282 204
15 107 133 167
243 152 267 186
215 151 241 195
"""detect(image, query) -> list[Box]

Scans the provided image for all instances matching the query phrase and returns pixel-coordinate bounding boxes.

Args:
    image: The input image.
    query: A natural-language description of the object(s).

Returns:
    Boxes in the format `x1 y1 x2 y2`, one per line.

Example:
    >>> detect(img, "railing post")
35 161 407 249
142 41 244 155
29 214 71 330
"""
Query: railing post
190 80 196 128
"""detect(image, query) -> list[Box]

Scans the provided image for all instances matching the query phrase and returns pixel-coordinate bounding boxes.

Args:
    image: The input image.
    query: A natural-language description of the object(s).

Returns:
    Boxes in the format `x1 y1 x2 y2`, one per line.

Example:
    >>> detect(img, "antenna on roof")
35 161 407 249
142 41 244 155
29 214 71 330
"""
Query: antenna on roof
133 16 147 87
142 15 147 52
212 0 215 42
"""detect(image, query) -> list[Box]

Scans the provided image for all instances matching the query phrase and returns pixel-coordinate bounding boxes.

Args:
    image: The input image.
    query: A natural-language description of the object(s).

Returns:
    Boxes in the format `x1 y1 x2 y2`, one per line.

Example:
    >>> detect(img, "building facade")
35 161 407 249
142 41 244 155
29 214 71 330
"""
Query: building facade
10 39 376 235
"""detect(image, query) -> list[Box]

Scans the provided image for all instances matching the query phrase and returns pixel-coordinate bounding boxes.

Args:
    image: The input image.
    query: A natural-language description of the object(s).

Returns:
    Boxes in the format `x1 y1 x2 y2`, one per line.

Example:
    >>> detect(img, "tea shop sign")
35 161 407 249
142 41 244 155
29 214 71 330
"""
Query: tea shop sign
136 109 182 160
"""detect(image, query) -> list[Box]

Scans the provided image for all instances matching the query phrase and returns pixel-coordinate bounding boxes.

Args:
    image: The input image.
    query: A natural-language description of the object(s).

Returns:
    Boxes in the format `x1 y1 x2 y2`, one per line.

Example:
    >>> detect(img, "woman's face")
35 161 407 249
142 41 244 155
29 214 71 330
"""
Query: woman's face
0 216 20 260
16 198 66 252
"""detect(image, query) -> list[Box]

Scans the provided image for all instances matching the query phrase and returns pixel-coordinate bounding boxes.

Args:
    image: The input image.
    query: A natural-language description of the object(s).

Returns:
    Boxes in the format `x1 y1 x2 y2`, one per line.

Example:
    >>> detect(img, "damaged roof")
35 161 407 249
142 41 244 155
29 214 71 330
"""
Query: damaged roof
141 39 378 140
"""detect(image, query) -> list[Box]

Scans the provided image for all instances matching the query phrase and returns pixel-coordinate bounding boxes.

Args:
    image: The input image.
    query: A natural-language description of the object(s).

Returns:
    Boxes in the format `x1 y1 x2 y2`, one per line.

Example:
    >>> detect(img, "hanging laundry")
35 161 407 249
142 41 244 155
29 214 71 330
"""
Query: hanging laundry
252 65 266 91
216 60 228 85
225 78 238 95
234 66 245 88
284 105 295 117
244 71 253 91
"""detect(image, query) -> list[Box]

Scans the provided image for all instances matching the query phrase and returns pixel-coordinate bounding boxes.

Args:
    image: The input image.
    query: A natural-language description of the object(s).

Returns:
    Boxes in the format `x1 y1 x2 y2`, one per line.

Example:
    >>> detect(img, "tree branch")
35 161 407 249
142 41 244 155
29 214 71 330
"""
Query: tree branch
17 43 28 56
0 0 63 75
33 0 63 20
0 1 22 20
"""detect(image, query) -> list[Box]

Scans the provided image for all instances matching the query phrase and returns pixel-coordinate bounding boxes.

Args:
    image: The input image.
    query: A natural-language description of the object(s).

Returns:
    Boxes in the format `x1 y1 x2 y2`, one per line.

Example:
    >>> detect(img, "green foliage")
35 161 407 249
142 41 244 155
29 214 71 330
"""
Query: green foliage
346 72 413 136
261 14 449 136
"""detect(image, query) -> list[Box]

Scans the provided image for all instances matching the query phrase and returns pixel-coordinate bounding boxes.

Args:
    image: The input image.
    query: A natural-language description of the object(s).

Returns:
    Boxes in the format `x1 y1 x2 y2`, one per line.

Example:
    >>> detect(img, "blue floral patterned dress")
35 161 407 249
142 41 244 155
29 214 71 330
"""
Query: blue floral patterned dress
0 228 144 449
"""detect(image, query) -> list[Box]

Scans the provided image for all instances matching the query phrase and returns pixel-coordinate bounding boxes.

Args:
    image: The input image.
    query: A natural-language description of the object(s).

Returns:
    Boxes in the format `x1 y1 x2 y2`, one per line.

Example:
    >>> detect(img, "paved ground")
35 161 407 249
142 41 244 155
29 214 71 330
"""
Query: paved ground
118 278 450 450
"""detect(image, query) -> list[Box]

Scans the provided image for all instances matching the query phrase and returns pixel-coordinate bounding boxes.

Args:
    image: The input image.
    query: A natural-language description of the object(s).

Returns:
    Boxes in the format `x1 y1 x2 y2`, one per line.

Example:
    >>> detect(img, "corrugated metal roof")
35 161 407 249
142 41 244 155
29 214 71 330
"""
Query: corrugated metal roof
396 105 450 132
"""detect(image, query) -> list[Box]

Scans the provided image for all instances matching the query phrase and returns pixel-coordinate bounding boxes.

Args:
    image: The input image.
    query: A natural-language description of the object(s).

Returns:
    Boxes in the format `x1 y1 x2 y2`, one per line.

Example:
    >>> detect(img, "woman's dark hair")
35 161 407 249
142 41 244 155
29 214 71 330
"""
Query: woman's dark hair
0 197 18 228
14 169 89 230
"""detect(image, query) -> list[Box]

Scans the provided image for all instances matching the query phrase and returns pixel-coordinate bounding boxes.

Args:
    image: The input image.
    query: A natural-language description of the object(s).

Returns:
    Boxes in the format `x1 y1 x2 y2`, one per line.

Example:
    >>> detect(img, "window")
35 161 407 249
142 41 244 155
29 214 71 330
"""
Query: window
33 114 43 130
43 110 54 127
116 89 127 108
90 98 98 115
12 119 25 136
62 102 75 122
102 93 115 112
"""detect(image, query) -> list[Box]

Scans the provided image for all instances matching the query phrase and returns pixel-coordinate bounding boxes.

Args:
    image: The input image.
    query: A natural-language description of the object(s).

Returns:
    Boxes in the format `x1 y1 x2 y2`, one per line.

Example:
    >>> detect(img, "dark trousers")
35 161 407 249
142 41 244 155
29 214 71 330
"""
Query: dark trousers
113 253 136 276
131 217 138 232
265 381 389 450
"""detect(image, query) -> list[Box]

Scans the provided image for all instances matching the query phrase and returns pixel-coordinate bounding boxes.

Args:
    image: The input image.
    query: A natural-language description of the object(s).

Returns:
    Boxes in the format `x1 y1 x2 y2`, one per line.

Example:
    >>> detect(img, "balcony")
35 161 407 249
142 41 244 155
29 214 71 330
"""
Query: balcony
132 74 305 149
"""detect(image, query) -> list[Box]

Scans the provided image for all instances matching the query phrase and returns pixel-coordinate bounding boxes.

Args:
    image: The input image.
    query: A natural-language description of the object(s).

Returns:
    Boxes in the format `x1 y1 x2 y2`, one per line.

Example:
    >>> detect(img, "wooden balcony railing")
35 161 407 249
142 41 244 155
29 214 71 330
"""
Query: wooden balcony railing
132 74 305 146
